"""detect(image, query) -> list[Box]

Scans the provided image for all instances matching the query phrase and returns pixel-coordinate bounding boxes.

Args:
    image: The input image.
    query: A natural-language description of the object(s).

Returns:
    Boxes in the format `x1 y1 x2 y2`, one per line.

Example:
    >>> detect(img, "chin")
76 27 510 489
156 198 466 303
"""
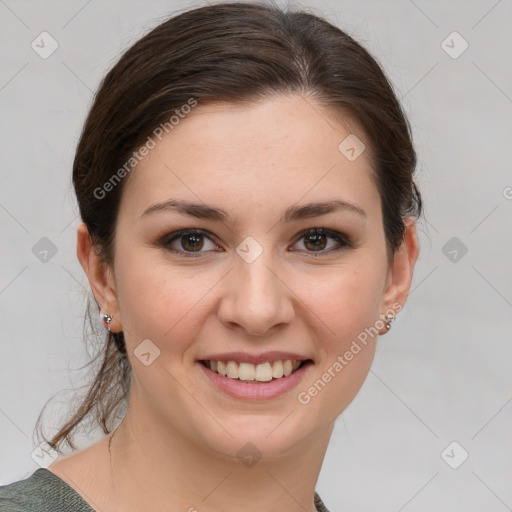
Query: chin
191 411 318 462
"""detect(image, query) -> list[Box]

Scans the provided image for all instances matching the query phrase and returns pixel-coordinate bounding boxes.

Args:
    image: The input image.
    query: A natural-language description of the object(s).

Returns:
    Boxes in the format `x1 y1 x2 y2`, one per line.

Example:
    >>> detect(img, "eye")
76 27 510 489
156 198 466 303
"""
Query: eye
159 227 351 257
291 228 351 255
161 229 220 256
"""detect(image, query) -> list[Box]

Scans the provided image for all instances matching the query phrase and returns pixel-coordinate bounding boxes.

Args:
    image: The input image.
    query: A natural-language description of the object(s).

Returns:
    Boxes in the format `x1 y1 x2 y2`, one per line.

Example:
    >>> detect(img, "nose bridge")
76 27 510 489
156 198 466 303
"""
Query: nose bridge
240 252 279 306
218 240 294 335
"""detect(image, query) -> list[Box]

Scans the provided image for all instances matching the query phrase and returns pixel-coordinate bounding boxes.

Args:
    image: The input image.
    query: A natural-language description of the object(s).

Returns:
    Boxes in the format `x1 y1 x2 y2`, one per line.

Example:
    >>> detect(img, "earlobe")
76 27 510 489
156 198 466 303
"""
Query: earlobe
76 222 122 332
379 217 419 334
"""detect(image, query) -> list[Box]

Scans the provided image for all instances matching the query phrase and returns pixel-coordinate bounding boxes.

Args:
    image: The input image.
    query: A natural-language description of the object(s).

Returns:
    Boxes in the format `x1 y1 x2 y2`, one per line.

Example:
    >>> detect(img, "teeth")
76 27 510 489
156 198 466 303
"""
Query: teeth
255 362 273 382
206 359 305 382
217 360 227 377
239 362 255 381
226 361 238 379
272 360 283 378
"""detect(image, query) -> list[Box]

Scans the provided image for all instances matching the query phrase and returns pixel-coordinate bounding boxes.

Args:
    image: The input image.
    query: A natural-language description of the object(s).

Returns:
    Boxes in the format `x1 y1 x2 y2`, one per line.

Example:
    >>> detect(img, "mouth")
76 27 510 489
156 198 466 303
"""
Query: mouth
198 358 313 383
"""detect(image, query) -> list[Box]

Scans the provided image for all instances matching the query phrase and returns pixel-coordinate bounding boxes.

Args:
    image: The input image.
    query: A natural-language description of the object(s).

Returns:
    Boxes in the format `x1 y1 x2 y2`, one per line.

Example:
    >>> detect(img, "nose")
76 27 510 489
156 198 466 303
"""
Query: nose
217 251 295 337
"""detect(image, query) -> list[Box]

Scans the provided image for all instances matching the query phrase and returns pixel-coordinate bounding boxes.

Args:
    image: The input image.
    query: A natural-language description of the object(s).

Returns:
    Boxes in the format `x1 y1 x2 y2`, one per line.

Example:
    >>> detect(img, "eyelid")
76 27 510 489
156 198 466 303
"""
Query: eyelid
159 227 351 256
290 227 352 253
160 228 220 254
293 227 350 245
161 228 216 243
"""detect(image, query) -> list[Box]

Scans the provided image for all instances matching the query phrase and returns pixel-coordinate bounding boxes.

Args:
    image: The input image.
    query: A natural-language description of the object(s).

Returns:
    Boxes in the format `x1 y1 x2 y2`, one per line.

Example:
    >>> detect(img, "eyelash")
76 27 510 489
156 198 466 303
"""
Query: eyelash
159 228 352 258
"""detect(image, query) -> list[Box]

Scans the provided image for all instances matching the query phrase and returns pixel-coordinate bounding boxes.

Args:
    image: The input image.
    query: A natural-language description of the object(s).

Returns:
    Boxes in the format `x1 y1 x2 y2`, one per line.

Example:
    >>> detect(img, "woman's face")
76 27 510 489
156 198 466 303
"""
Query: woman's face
89 94 417 460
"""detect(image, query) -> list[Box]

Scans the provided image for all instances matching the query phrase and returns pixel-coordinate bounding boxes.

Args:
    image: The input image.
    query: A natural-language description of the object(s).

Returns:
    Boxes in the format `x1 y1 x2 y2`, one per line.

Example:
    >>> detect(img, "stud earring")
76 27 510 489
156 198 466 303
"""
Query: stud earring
101 312 112 332
384 312 396 330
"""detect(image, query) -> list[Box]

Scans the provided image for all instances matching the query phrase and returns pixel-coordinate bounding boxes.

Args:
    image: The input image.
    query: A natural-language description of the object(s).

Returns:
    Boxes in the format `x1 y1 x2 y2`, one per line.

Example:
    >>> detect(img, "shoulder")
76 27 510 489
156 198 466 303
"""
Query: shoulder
0 469 42 512
0 469 94 512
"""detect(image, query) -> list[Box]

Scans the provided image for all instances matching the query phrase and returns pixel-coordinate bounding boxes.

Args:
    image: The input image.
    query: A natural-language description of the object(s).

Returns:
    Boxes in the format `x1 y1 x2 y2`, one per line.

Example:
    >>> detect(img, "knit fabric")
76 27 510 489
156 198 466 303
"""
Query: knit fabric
0 469 94 511
0 468 330 511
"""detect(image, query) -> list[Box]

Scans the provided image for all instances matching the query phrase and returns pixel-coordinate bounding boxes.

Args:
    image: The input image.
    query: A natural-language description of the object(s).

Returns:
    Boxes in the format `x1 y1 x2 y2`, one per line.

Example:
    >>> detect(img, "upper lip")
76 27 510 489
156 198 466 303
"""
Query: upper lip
198 351 312 365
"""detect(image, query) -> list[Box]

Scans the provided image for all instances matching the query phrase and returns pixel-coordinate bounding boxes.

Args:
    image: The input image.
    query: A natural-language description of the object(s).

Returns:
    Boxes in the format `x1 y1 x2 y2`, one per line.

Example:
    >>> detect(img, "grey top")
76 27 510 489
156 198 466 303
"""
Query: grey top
0 468 330 511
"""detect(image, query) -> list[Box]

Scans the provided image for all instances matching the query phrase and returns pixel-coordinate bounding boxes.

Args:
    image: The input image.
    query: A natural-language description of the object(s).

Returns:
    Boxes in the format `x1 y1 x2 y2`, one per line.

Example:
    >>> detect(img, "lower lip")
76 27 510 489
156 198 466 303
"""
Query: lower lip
197 361 312 401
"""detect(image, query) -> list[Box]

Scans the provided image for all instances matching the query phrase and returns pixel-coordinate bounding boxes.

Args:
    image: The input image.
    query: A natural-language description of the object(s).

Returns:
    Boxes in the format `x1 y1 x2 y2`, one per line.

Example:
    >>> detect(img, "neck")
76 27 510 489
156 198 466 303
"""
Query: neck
106 392 332 512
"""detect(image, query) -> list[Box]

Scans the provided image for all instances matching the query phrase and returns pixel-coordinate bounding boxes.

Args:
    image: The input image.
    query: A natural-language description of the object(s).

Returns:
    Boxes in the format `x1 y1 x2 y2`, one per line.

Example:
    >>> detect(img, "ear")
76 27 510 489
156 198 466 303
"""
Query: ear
379 217 419 334
76 222 123 332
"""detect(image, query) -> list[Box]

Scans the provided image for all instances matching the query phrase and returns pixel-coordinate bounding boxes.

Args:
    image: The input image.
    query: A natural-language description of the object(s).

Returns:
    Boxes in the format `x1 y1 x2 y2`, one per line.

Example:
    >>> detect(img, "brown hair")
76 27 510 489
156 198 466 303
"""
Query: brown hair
35 0 422 454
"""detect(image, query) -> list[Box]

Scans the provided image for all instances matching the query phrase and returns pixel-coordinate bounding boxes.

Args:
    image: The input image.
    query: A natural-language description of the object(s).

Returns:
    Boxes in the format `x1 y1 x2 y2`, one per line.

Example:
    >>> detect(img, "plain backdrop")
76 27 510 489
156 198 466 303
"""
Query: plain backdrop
1 1 511 511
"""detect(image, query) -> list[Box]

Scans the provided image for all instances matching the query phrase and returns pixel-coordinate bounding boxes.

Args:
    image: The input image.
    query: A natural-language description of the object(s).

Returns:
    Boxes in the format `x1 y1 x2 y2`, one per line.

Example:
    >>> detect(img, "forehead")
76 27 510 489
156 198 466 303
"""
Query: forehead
119 94 380 223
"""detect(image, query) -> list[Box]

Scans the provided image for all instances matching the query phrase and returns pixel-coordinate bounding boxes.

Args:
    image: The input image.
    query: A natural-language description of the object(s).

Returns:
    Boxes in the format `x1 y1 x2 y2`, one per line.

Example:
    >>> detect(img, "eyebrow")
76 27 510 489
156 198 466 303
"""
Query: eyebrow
139 198 366 223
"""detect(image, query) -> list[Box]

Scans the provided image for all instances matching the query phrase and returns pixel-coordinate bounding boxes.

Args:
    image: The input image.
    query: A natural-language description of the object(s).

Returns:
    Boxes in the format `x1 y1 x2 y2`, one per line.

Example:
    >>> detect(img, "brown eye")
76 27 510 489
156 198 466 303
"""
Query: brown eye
180 233 204 252
161 229 219 256
292 228 350 254
303 232 328 251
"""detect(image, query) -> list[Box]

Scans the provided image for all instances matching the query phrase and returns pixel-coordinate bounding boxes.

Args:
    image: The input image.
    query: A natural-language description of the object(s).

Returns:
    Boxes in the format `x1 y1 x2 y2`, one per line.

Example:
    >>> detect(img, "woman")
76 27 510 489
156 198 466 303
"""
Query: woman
0 1 421 511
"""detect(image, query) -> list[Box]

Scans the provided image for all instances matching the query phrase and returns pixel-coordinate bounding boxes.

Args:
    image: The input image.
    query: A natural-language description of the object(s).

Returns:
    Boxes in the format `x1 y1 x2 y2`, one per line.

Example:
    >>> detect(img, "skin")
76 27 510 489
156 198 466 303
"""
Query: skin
48 94 419 512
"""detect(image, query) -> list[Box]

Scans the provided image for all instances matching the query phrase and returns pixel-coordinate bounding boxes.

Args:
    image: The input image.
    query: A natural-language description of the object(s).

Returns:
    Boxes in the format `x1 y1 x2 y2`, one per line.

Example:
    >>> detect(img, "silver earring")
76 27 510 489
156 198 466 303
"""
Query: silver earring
101 313 112 332
384 312 396 330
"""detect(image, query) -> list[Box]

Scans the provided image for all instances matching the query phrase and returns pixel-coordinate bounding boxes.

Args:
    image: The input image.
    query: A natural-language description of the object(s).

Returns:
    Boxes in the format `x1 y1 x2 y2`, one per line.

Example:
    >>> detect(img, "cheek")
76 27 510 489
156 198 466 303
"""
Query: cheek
295 259 385 344
293 265 383 423
114 248 220 348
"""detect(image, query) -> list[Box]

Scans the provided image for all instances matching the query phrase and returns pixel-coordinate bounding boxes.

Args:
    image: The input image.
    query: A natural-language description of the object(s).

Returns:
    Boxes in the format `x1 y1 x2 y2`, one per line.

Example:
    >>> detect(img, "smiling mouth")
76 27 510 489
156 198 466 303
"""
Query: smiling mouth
199 359 312 382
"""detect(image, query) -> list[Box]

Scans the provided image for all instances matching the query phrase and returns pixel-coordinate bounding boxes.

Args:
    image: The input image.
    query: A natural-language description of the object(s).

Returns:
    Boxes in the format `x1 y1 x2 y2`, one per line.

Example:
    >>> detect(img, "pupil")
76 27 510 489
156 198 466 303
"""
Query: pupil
182 234 203 251
305 233 326 251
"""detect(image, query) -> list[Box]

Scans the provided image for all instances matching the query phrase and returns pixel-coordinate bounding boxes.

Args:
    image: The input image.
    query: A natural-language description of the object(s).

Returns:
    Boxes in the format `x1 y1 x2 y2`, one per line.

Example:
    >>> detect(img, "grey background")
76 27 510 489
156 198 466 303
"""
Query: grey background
1 0 511 510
